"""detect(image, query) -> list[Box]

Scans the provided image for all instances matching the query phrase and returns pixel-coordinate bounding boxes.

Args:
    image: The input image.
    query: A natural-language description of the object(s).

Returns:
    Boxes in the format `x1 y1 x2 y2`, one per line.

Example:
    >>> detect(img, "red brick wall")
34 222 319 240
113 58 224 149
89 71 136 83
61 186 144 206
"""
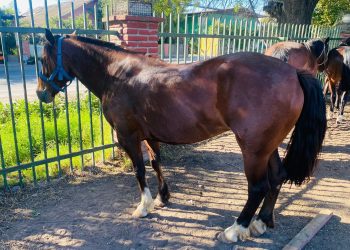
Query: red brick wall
105 15 163 57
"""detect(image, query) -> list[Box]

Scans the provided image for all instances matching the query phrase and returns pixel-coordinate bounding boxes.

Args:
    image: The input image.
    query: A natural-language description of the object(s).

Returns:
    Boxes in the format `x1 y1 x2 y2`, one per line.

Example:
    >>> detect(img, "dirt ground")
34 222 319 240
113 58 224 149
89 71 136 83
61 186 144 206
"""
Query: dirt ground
1 110 350 250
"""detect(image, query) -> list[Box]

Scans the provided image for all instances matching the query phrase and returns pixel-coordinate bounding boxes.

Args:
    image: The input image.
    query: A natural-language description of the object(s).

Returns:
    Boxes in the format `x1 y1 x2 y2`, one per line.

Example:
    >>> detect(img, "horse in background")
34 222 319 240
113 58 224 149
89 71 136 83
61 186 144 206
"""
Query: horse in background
323 42 350 123
37 29 326 244
265 37 330 76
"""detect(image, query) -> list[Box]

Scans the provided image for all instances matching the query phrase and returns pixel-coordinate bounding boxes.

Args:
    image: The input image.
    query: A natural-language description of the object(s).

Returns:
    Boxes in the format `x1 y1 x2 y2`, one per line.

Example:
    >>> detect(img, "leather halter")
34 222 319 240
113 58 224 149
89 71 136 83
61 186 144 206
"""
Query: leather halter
39 37 74 92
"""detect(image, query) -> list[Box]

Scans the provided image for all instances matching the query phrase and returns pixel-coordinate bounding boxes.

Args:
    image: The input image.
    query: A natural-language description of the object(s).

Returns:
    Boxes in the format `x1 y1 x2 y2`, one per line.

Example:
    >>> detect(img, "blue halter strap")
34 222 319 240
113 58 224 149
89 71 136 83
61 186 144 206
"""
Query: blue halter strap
39 36 75 92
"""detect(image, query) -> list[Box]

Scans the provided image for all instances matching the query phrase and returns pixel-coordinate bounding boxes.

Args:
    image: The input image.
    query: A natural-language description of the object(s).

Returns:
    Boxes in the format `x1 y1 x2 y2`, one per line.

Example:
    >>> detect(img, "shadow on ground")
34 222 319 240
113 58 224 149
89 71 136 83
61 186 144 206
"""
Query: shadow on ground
1 129 350 249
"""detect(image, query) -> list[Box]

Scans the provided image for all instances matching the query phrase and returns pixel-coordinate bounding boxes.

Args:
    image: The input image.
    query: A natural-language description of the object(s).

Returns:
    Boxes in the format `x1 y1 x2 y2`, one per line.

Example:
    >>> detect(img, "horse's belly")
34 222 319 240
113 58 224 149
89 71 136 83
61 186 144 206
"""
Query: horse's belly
141 113 229 144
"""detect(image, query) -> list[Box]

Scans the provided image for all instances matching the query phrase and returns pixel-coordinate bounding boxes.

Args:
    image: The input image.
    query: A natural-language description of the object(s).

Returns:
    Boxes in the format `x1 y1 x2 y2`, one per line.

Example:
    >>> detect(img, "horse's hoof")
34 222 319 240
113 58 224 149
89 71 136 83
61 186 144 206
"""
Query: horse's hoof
218 221 250 243
132 198 154 218
249 219 267 237
336 115 344 124
217 232 233 244
132 205 148 218
154 197 166 208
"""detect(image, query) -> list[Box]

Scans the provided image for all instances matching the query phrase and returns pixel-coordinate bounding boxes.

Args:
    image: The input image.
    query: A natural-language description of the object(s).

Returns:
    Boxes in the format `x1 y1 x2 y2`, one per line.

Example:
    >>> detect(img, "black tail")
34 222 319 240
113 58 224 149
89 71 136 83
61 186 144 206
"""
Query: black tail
283 73 327 185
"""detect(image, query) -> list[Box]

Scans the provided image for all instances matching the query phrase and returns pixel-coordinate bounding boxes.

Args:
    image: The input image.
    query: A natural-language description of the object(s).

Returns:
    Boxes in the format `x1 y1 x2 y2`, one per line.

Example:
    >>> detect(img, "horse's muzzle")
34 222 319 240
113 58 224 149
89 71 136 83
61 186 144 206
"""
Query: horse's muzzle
36 89 54 103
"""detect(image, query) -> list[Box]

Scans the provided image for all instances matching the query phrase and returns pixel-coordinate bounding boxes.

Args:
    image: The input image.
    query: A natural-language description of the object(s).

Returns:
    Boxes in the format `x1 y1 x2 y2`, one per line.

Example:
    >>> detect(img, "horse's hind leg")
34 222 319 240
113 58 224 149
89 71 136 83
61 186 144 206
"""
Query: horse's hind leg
249 150 286 236
145 140 170 207
219 150 270 243
117 134 154 218
337 90 349 123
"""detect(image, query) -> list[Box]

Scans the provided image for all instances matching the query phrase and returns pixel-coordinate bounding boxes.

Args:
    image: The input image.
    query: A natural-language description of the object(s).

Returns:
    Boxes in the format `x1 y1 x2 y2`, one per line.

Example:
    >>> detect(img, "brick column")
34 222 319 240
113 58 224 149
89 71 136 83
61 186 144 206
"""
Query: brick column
104 15 163 57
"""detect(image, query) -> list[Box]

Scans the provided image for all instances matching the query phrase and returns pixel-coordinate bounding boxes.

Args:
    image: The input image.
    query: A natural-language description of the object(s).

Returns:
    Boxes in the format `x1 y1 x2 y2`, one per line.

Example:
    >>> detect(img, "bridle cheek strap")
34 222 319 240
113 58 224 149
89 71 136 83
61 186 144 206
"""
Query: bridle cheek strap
39 36 75 93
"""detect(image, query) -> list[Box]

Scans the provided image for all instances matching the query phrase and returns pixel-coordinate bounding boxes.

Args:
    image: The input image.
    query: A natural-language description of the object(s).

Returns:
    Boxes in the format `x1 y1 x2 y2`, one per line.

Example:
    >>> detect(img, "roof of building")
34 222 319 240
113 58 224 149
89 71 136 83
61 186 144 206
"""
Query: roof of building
21 0 96 27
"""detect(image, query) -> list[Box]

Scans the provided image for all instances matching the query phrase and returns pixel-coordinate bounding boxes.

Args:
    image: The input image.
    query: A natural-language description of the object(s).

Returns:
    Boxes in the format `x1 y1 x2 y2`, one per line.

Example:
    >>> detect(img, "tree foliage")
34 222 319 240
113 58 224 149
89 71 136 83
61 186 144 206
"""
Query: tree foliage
312 0 350 26
0 6 17 55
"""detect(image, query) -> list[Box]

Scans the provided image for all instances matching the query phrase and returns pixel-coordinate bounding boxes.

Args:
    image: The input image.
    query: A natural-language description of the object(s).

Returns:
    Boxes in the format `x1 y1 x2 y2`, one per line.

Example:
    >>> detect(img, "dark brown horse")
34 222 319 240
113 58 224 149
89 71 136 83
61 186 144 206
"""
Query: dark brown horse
37 29 326 243
265 38 330 76
323 41 350 123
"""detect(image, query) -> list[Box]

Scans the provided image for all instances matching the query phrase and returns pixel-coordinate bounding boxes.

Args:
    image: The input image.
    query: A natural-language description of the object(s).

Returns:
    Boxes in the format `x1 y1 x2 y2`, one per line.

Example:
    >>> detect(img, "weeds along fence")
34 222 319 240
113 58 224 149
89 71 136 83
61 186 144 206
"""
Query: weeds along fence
0 2 342 191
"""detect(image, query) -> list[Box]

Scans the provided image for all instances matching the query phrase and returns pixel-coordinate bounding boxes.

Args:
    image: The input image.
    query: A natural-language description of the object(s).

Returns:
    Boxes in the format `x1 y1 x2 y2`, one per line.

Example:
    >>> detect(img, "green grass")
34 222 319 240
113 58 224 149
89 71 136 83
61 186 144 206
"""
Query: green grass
0 94 117 187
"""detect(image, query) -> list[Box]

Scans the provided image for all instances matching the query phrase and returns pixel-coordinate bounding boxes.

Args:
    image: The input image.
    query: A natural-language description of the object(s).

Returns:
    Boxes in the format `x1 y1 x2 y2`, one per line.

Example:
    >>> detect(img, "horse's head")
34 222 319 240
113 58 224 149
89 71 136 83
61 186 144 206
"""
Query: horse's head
306 37 330 72
36 29 75 103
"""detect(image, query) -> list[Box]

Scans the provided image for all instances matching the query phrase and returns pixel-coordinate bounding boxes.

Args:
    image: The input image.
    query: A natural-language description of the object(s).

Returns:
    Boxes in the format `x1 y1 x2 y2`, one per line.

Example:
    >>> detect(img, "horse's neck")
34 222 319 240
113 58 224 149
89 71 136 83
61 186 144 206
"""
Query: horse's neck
65 41 112 99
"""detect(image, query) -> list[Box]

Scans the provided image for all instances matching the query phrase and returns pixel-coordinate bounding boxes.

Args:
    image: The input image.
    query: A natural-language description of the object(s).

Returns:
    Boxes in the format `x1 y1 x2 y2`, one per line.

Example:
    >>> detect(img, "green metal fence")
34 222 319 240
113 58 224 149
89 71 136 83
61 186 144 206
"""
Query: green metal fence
0 0 118 190
158 13 342 63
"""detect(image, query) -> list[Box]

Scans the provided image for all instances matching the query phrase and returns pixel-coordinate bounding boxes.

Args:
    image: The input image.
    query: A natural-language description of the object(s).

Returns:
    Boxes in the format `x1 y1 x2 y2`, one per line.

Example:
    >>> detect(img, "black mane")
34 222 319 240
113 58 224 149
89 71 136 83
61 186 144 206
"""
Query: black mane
73 35 126 52
303 38 327 59
270 47 289 62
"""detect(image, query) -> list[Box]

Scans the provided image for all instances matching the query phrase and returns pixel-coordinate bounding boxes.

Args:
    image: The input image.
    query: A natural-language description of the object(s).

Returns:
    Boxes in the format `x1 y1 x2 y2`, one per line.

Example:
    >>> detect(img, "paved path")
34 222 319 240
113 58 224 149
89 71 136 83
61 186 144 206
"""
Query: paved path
0 62 87 103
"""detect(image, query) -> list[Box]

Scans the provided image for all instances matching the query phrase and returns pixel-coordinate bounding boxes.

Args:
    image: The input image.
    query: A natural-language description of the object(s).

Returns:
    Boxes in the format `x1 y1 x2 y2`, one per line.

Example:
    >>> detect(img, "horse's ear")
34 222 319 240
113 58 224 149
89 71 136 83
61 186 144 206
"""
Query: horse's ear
45 29 55 46
324 37 330 44
71 30 77 36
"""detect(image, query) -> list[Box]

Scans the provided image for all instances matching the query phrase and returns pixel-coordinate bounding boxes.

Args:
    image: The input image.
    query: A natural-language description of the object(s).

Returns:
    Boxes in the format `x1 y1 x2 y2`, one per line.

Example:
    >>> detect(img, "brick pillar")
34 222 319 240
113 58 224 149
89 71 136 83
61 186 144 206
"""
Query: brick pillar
105 15 163 57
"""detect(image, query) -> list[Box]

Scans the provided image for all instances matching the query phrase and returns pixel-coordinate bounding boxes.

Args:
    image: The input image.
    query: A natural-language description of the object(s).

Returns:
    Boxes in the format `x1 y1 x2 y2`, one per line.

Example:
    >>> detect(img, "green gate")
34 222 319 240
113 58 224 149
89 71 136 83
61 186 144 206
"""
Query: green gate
0 0 119 190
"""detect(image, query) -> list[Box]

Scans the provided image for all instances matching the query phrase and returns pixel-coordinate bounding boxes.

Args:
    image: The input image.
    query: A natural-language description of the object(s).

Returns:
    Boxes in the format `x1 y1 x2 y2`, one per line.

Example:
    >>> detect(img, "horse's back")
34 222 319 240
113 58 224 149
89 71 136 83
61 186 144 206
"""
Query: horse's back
265 41 316 75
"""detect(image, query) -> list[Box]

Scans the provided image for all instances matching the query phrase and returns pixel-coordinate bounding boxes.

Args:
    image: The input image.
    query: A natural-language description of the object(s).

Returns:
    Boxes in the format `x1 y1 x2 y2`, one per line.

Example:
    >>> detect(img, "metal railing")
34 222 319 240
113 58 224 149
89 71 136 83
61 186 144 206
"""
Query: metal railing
0 0 118 190
158 13 342 63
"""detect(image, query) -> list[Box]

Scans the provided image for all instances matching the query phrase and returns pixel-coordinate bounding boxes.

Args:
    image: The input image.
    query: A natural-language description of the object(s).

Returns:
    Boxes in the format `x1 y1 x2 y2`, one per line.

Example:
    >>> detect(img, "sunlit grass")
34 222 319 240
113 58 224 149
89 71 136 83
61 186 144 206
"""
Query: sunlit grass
0 95 120 187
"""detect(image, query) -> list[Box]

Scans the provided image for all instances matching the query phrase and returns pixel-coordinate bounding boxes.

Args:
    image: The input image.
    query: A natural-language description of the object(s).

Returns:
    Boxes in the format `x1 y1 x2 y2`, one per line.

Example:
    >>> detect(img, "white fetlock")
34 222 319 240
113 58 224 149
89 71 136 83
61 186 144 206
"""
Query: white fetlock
336 115 344 124
132 187 154 218
249 219 267 237
218 221 250 243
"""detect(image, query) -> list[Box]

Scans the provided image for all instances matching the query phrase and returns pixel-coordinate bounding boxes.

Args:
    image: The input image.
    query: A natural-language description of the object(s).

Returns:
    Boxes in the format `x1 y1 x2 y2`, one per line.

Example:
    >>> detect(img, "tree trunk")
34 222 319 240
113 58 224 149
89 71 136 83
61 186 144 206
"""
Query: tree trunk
264 0 319 24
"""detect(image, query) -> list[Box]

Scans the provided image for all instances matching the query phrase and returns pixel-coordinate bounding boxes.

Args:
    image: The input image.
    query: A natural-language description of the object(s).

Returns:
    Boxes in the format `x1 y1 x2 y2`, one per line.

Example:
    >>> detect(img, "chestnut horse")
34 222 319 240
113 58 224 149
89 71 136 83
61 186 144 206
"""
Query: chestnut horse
323 42 350 123
265 38 330 76
37 29 326 243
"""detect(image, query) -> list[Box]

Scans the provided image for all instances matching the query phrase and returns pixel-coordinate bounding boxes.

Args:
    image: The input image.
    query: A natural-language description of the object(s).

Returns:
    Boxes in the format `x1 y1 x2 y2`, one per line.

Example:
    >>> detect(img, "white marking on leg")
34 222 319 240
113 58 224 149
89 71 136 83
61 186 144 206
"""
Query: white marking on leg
132 187 154 218
218 221 250 243
249 218 267 237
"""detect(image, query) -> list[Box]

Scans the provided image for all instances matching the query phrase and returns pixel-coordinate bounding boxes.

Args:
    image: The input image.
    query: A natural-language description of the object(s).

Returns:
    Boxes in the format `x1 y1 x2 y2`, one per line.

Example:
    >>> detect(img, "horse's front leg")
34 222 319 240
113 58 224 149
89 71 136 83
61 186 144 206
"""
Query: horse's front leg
218 153 269 243
117 133 154 218
145 140 170 207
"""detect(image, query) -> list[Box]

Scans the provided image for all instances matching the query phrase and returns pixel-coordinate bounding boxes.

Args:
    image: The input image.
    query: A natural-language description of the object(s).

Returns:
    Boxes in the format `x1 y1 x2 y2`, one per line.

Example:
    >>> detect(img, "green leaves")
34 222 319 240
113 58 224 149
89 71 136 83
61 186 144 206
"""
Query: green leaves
312 0 350 26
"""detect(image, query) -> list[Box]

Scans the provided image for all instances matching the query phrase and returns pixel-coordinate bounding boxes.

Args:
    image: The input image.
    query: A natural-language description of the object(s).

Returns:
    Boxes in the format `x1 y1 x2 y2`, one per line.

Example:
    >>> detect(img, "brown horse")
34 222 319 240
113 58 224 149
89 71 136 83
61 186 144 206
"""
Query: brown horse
323 42 350 123
37 29 326 243
265 38 330 76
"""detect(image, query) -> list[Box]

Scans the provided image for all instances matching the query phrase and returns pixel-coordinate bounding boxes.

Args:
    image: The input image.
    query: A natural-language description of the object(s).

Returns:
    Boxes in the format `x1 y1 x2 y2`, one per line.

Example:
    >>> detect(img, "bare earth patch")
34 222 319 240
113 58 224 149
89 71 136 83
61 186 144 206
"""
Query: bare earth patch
1 111 349 250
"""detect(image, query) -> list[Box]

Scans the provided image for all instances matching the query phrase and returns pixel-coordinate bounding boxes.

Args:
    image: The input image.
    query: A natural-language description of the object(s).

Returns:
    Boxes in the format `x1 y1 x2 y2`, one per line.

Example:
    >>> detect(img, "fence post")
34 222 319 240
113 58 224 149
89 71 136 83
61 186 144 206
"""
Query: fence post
103 15 164 57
